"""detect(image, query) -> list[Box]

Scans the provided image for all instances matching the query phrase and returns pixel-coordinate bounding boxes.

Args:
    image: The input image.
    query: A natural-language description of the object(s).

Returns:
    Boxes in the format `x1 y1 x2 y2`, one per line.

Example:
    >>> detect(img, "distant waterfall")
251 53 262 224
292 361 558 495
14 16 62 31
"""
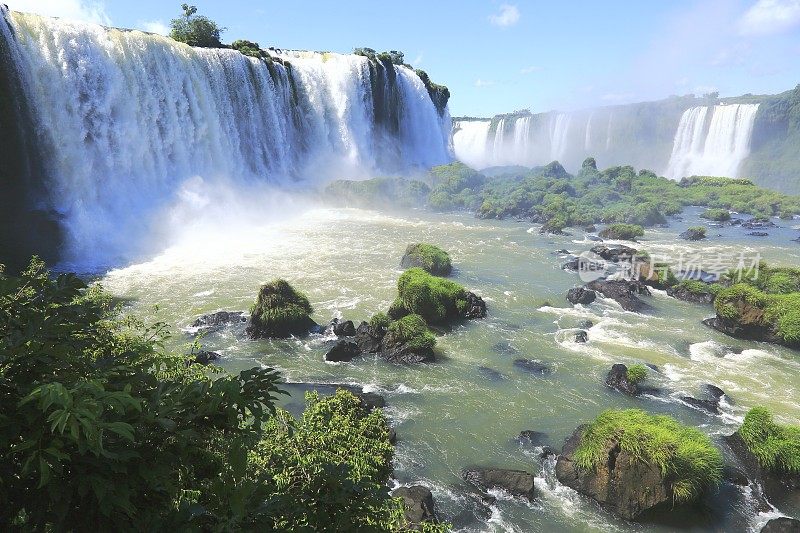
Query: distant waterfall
0 8 451 266
665 104 759 180
452 120 491 169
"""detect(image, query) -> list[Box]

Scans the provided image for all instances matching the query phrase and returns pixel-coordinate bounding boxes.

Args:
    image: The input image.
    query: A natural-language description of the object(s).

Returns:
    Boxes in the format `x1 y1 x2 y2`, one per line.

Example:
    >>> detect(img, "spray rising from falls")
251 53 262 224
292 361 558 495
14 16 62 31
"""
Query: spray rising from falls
664 104 760 180
0 8 451 268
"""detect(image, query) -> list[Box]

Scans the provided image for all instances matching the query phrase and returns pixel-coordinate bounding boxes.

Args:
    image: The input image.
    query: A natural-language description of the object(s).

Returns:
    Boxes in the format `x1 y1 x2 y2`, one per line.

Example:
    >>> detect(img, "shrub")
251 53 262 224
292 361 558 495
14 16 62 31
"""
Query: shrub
248 279 315 338
384 314 435 351
687 226 707 238
369 312 390 331
700 208 731 222
231 39 267 59
626 364 648 384
739 407 800 474
401 243 452 276
574 409 723 503
675 280 721 296
169 4 225 48
395 268 469 324
598 223 644 241
714 282 800 343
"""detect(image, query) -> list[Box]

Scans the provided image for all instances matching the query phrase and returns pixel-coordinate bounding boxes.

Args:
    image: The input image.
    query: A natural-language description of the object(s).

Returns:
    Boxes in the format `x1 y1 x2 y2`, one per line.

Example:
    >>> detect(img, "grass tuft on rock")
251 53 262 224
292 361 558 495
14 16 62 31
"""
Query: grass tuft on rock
369 312 390 331
739 407 800 474
625 364 648 384
384 314 435 351
700 208 731 222
395 268 469 324
599 223 644 241
574 409 723 503
401 243 452 276
248 279 315 338
714 283 800 343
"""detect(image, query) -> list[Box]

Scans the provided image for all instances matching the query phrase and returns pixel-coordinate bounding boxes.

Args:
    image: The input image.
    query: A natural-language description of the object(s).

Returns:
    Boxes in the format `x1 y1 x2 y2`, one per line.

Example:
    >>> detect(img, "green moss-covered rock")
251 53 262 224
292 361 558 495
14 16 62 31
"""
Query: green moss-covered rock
400 243 452 276
324 177 430 209
380 314 435 364
625 364 648 384
700 208 732 222
394 268 485 324
598 223 645 241
247 279 317 338
739 407 800 475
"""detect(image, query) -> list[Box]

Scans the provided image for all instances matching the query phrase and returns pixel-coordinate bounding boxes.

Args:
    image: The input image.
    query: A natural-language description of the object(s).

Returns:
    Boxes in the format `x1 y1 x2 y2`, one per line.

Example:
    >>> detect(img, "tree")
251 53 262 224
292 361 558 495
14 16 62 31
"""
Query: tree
169 4 225 48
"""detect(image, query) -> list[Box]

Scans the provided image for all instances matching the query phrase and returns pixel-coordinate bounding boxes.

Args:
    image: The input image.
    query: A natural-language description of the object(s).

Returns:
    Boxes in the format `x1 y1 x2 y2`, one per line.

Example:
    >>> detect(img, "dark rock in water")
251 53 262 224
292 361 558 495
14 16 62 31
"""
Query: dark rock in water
513 359 552 376
287 382 385 411
577 319 595 329
392 485 437 527
477 366 505 381
761 518 800 533
605 364 639 395
575 330 588 343
748 231 769 237
462 292 488 319
330 318 356 337
723 464 749 486
666 284 715 304
556 425 672 520
724 431 800 508
191 311 246 330
590 244 637 262
679 227 707 241
679 395 720 414
381 333 435 364
492 341 518 355
585 224 597 232
567 287 596 305
356 391 386 410
587 235 603 242
539 446 557 459
702 383 727 401
562 257 580 271
553 248 570 255
730 218 742 226
742 218 777 230
462 467 536 499
354 321 385 353
324 340 361 362
645 363 660 372
190 350 220 366
703 317 784 346
517 430 548 445
388 428 397 445
586 279 651 312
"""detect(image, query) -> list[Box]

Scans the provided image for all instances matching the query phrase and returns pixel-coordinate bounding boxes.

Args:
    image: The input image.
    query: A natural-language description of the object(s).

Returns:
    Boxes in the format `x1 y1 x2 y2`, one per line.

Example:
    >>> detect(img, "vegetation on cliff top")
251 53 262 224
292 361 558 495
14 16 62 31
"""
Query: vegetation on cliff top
574 409 723 503
169 4 225 48
739 407 800 474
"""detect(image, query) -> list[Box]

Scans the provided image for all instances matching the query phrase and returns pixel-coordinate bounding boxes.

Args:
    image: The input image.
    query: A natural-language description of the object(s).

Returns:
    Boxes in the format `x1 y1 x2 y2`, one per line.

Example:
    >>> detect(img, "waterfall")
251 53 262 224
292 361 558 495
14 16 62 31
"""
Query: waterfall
665 104 759 180
452 120 491 169
549 113 571 161
0 8 451 267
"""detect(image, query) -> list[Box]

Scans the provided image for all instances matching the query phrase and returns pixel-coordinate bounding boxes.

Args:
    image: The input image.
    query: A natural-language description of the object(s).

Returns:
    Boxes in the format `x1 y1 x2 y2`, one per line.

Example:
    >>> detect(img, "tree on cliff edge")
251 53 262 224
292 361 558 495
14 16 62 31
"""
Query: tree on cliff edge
169 4 225 48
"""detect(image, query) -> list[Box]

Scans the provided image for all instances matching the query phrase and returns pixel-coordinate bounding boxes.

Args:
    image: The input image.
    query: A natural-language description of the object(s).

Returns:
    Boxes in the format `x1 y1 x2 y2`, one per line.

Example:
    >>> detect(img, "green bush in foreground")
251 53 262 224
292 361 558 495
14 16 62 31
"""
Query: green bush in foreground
700 208 731 222
401 243 452 276
626 364 648 384
739 407 800 474
247 279 315 338
599 223 644 241
384 314 435 351
574 409 723 503
395 267 469 324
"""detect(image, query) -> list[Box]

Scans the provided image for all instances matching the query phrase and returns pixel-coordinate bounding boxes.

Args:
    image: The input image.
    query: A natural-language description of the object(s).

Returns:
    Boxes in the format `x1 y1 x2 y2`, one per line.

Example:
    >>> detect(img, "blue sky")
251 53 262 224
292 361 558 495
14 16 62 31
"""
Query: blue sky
6 0 800 116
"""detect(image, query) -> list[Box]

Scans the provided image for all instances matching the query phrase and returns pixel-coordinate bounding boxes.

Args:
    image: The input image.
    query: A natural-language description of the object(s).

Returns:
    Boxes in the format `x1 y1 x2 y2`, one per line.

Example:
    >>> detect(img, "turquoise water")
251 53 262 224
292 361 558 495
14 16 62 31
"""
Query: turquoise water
102 204 800 532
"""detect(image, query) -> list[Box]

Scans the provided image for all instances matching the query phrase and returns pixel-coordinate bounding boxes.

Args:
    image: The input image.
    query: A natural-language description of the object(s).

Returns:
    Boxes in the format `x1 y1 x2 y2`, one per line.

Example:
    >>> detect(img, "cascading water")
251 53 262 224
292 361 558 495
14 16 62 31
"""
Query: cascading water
0 8 451 268
665 104 760 180
452 120 491 169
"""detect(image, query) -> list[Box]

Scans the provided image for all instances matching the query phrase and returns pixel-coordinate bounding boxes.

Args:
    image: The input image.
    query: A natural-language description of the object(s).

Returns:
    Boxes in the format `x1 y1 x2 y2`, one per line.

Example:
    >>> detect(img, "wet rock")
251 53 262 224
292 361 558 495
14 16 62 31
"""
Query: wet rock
575 330 588 343
555 425 671 520
190 350 220 366
539 446 557 459
388 428 397 445
679 227 707 241
392 485 437 527
517 430 548 445
553 248 570 255
190 310 246 330
577 319 595 329
590 244 637 262
724 431 800 507
605 364 639 396
324 340 361 362
356 391 386 410
354 321 385 353
561 256 579 271
381 335 435 364
666 284 715 304
586 279 650 312
462 291 488 319
723 464 749 486
761 518 800 533
567 287 596 305
513 359 553 376
587 235 604 242
330 318 356 337
477 366 505 381
679 395 721 414
462 467 536 499
702 317 784 346
702 384 727 401
748 231 769 237
742 218 777 229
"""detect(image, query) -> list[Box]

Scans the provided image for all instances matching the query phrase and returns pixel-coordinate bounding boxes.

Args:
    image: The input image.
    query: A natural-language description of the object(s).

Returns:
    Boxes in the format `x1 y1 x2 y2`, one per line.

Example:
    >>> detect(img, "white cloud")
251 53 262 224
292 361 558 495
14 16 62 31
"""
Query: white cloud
5 0 110 25
738 0 800 36
489 4 520 27
520 65 541 74
474 78 496 88
138 19 170 36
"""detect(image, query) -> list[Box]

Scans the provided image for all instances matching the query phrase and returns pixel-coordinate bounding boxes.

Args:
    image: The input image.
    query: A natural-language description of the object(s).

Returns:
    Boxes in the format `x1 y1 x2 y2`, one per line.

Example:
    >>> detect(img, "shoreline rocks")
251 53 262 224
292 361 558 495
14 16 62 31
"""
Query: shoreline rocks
392 485 438 528
567 287 596 305
462 467 536 499
724 431 800 508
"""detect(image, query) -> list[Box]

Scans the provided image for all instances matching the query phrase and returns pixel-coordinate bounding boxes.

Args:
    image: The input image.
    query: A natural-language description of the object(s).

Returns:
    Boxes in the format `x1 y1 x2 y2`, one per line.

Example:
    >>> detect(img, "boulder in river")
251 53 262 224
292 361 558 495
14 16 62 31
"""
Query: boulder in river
567 287 596 305
666 282 716 304
605 364 640 395
400 243 453 276
380 314 435 364
190 310 246 331
189 350 220 366
761 518 800 533
324 339 361 362
590 244 637 262
513 358 552 376
462 291 488 319
246 279 318 339
392 485 438 527
330 318 356 337
462 467 536 499
679 227 707 241
354 321 385 353
742 217 777 230
586 279 651 312
574 330 588 343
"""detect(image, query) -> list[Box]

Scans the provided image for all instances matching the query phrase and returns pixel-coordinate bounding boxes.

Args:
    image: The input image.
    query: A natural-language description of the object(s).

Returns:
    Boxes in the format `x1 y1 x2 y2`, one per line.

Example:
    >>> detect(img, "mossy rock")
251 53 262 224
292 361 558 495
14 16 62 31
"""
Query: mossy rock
394 268 477 325
247 279 317 338
700 208 732 222
598 223 644 241
400 243 452 276
380 314 435 364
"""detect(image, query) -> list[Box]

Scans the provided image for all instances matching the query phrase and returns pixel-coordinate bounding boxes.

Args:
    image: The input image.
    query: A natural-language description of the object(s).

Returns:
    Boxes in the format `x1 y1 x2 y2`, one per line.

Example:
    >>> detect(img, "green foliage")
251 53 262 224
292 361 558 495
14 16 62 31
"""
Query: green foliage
714 279 800 343
675 279 721 296
248 279 314 338
231 39 268 59
369 312 391 331
384 314 435 351
739 407 800 474
325 177 431 209
402 243 452 275
395 268 469 324
414 69 450 116
625 364 648 384
687 226 707 238
574 409 723 503
169 4 225 48
427 162 485 211
700 208 732 222
599 223 644 241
